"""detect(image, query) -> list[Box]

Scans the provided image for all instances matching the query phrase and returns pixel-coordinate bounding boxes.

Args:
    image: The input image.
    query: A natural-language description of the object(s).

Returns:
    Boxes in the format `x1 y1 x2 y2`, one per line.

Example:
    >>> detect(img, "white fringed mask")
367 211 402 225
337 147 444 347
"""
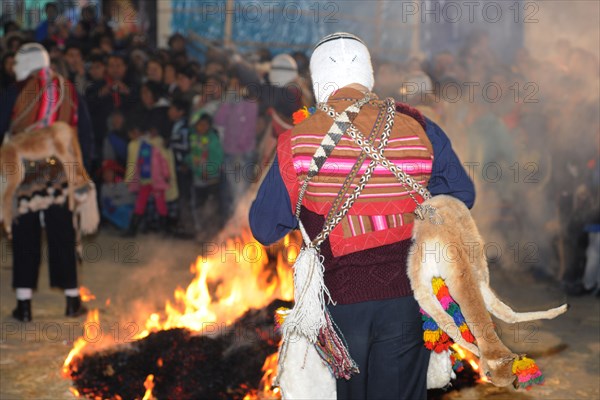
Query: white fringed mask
269 54 298 87
309 32 374 103
14 43 50 82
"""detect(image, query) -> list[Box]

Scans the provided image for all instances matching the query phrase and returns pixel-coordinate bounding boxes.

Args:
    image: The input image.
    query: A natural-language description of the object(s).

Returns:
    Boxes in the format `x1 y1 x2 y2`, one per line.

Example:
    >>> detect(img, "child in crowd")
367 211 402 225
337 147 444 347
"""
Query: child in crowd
187 114 224 238
99 159 135 231
139 80 179 230
124 118 172 236
168 97 194 236
103 109 129 168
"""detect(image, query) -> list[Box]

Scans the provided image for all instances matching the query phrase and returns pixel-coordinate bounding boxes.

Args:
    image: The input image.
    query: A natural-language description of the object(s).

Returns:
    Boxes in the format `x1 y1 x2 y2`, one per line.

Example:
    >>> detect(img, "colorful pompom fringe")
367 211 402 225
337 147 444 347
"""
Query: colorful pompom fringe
421 277 476 353
512 356 544 389
292 106 316 125
449 350 464 373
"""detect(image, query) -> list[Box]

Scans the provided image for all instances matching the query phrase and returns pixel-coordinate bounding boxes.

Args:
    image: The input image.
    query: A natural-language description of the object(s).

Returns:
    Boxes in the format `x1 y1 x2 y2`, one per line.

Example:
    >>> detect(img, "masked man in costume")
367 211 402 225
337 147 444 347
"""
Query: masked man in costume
249 33 475 399
0 43 94 322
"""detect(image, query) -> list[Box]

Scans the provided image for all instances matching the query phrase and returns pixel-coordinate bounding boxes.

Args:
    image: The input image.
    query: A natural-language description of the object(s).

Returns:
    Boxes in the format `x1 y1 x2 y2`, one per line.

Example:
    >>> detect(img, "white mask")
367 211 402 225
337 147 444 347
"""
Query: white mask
14 43 50 81
310 33 374 103
269 54 298 87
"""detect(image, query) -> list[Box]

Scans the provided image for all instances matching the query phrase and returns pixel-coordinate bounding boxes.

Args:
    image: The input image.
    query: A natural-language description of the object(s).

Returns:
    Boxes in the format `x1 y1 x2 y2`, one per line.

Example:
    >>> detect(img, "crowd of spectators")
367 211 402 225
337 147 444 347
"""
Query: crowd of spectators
1 3 598 295
1 2 310 242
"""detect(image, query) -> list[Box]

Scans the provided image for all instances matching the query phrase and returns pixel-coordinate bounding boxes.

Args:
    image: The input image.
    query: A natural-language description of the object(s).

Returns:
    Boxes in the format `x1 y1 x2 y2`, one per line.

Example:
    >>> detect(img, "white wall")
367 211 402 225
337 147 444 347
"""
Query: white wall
156 0 173 48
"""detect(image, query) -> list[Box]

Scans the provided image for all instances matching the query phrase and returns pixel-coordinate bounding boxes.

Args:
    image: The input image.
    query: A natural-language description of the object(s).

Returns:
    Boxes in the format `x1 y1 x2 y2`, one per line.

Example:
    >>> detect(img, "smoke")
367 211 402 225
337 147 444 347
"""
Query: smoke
371 1 600 280
107 235 202 331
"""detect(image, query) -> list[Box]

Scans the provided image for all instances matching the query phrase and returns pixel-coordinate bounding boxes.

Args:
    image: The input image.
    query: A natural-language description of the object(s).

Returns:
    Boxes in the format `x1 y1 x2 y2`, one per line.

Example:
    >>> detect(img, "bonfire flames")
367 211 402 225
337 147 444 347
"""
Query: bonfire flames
63 229 484 399
63 231 297 399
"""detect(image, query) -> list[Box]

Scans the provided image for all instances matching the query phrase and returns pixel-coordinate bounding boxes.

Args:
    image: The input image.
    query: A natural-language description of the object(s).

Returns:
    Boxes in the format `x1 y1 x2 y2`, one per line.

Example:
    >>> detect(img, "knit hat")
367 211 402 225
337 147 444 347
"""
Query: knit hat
310 32 374 103
14 43 50 81
269 54 298 87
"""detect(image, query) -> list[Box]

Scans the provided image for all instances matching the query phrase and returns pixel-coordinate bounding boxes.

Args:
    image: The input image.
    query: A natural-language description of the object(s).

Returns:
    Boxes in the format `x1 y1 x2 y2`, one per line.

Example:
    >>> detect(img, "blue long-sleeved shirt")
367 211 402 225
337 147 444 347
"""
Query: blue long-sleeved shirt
249 117 475 245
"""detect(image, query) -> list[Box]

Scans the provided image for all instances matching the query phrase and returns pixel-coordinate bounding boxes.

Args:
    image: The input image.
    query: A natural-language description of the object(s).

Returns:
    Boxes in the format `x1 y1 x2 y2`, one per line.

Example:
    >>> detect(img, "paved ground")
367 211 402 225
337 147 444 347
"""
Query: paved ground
0 229 598 399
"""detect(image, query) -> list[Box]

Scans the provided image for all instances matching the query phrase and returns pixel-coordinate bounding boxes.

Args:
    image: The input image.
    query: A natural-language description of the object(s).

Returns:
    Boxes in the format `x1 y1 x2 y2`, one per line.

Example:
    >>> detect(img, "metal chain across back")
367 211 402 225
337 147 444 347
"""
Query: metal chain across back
314 99 388 244
294 94 372 220
319 103 433 207
311 98 396 248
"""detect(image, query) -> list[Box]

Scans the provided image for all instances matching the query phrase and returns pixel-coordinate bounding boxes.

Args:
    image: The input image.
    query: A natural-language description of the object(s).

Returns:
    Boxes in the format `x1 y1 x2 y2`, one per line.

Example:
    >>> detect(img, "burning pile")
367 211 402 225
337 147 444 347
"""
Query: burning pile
62 228 485 399
63 231 298 399
66 300 291 399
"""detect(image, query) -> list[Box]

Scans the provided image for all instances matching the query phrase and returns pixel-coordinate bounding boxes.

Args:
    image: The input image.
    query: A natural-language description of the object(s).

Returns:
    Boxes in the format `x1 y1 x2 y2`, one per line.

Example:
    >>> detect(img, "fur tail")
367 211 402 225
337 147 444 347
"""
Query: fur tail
75 182 100 235
480 283 568 323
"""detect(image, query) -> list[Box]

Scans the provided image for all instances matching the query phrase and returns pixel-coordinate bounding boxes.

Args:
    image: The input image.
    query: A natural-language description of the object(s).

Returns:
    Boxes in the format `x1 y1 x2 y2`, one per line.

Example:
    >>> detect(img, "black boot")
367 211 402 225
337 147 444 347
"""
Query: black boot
12 300 32 322
65 296 87 317
123 214 142 237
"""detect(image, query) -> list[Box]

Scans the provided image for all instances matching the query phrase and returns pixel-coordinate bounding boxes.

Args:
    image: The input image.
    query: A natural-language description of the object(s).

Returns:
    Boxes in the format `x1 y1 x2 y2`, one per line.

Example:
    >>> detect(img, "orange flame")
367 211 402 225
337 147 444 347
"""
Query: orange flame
451 343 488 383
62 309 100 378
79 286 96 302
135 230 295 338
142 374 155 400
63 230 299 397
243 352 282 400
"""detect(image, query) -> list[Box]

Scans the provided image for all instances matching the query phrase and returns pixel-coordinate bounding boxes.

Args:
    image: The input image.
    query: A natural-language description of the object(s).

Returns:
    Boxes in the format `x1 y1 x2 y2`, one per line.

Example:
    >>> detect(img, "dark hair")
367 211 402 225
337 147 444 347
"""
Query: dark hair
168 33 185 47
40 38 58 52
88 53 106 64
170 96 189 112
147 57 164 67
45 2 59 12
142 80 165 102
196 113 213 126
107 53 127 64
82 4 97 19
6 35 23 49
256 47 272 63
176 65 197 80
64 44 82 54
125 114 145 132
227 67 241 81
109 108 124 117
3 21 20 34
1 51 15 63
292 51 309 73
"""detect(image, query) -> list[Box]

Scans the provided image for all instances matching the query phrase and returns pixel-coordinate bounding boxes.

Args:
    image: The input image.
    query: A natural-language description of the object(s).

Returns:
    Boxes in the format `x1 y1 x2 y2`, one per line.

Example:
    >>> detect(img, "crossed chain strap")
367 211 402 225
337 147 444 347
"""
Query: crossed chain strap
294 94 372 222
311 98 396 247
318 102 436 221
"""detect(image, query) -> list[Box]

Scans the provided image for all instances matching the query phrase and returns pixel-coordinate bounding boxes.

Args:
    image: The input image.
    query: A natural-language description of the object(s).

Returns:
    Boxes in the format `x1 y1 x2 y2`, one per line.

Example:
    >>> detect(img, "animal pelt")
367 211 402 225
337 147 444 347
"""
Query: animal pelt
0 121 98 237
407 195 567 388
277 333 336 400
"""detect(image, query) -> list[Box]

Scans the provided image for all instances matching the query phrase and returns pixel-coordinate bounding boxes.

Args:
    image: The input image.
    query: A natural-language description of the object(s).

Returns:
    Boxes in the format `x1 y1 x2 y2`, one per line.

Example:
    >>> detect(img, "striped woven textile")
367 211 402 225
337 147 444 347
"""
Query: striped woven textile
278 86 434 257
8 69 79 212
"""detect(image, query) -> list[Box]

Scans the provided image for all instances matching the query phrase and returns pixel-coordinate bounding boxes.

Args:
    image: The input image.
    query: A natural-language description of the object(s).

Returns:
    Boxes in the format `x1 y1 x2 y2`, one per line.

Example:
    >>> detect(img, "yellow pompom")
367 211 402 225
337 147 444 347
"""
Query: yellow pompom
512 356 536 374
424 329 441 343
431 277 445 294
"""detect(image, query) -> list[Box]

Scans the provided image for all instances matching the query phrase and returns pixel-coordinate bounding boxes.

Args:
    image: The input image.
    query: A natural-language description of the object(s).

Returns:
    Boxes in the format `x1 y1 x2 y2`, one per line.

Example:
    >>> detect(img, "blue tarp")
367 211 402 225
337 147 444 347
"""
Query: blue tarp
172 0 523 62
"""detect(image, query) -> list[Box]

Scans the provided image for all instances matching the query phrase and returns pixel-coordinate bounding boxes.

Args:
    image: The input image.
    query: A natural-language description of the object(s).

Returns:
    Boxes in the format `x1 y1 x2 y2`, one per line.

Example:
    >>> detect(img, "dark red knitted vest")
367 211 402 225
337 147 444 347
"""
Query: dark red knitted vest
300 206 413 305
